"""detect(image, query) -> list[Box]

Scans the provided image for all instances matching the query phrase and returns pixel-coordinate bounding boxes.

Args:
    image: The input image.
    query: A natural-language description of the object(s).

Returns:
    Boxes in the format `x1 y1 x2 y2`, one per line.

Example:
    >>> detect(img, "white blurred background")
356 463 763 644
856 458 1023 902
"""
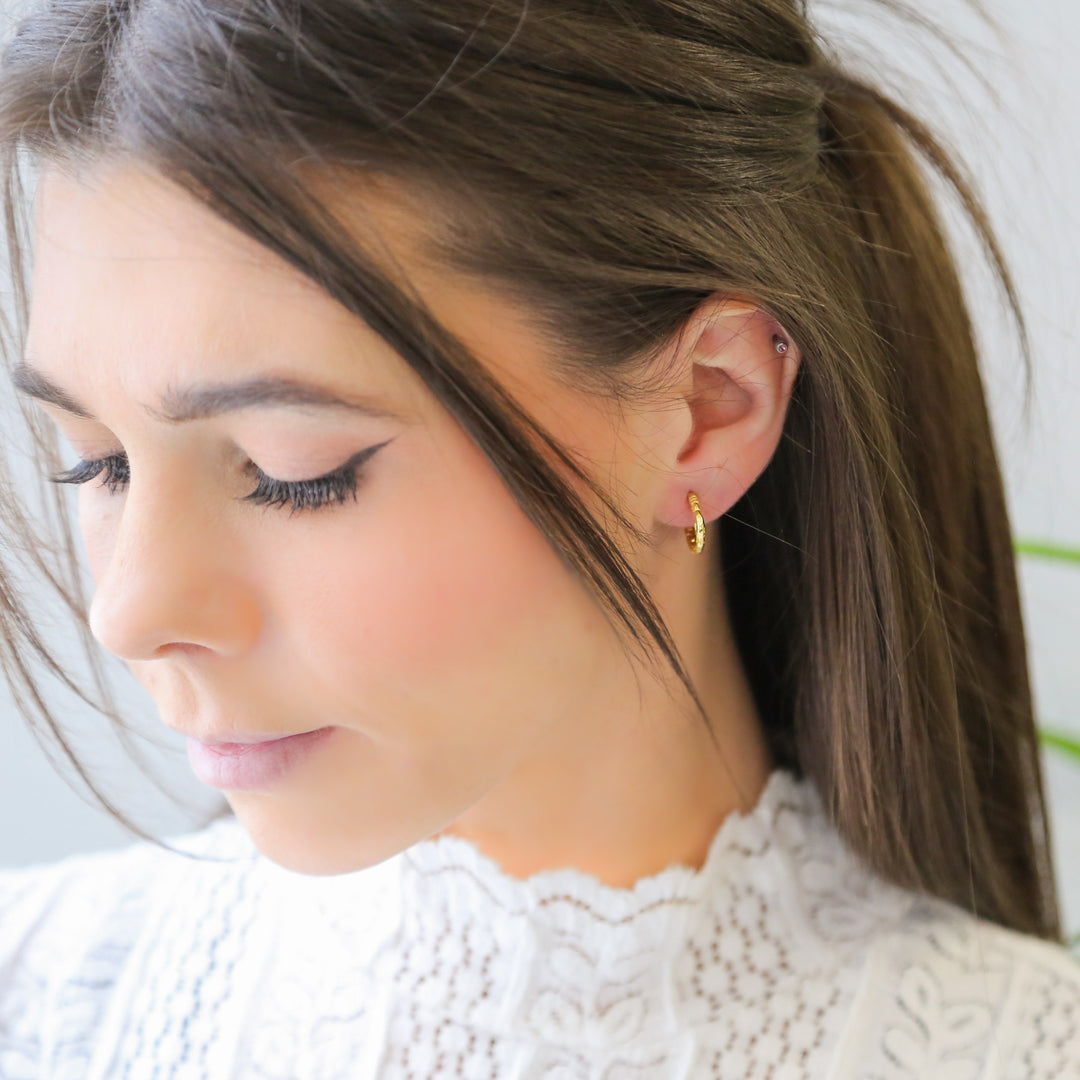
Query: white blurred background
0 0 1077 936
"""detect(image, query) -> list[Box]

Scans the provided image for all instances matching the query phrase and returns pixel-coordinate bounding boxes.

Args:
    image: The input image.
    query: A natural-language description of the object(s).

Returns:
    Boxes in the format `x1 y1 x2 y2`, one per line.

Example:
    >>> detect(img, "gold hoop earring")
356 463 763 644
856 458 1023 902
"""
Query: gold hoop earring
685 491 706 554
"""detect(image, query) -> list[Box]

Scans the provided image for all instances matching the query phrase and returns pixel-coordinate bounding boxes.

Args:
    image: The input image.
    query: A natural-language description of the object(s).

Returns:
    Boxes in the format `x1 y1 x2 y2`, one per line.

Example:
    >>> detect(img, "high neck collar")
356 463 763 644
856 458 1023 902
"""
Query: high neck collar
186 766 915 1054
398 765 818 924
368 766 892 1048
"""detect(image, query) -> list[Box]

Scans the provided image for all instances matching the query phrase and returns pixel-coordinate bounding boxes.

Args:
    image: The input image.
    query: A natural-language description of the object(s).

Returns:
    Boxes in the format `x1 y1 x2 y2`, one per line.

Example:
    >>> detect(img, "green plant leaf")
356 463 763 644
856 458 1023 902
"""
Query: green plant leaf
1039 729 1080 763
1014 539 1080 565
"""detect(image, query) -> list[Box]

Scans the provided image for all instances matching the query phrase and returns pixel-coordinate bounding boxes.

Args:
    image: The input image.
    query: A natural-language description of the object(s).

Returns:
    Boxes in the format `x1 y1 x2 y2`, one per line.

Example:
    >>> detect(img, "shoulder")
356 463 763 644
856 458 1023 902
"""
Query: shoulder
993 922 1080 1080
0 815 252 1079
0 814 252 954
829 892 1080 1079
762 780 1080 1078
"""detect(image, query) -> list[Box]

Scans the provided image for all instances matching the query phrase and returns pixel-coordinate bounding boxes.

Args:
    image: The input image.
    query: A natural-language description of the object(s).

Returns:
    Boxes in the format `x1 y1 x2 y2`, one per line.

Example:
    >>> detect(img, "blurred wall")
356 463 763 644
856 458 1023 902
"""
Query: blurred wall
0 0 1077 934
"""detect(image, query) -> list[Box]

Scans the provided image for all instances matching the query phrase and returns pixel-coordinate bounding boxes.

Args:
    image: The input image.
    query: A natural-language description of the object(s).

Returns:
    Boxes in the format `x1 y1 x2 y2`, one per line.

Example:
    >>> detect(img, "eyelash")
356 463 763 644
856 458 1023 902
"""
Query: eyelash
47 443 390 516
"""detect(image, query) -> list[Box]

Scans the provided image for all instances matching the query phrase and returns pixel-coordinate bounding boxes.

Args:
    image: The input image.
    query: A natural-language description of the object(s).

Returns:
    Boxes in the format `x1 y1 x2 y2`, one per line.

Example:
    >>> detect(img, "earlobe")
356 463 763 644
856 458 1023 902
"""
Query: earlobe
655 297 800 536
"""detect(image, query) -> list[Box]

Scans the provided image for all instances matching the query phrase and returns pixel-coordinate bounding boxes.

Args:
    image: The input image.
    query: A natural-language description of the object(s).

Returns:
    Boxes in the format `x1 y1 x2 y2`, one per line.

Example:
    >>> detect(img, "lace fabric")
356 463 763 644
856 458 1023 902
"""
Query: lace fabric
1 767 1078 1078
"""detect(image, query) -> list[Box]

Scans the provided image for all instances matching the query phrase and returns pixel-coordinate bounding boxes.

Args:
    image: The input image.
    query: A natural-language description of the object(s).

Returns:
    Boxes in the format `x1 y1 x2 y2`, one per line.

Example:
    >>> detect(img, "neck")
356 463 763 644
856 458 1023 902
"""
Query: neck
432 535 776 887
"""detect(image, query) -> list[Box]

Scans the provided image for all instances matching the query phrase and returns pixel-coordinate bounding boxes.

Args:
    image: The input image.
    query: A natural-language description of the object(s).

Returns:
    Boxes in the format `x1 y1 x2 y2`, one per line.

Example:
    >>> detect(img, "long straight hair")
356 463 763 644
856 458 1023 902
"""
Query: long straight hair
0 0 1061 942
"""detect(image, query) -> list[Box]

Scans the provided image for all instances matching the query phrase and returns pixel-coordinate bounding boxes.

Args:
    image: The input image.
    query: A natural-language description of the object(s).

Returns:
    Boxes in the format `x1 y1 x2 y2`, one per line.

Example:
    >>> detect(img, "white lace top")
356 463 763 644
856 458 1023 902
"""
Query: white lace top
1 767 1078 1079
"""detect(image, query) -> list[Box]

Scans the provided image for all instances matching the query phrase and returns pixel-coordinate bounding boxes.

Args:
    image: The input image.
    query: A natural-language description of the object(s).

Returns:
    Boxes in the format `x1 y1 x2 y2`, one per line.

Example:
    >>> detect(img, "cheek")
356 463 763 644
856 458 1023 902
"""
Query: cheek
78 492 119 581
274 434 603 743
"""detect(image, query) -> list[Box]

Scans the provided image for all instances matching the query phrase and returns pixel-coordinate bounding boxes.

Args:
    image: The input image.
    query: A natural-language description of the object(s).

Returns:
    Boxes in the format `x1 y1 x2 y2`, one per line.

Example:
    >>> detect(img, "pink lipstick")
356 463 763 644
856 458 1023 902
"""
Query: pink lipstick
186 727 337 791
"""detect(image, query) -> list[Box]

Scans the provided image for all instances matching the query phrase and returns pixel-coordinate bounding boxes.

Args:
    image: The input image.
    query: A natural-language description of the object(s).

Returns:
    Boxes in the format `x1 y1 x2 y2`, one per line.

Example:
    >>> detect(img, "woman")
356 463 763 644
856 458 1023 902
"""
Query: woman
0 0 1076 1076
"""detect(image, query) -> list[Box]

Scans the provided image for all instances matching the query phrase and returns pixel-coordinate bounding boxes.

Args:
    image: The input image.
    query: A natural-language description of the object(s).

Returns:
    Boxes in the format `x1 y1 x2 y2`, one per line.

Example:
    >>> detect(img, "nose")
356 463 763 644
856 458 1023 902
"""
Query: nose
87 478 262 662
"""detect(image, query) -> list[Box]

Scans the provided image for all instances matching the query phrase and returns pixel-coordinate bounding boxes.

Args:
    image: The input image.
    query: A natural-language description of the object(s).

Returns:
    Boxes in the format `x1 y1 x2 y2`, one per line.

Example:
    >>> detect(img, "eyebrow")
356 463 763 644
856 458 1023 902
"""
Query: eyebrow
10 359 407 424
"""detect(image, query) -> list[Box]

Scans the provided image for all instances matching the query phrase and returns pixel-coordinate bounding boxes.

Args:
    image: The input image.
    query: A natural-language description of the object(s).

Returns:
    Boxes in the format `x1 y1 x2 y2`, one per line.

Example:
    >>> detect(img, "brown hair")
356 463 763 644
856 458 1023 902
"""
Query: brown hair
0 0 1060 942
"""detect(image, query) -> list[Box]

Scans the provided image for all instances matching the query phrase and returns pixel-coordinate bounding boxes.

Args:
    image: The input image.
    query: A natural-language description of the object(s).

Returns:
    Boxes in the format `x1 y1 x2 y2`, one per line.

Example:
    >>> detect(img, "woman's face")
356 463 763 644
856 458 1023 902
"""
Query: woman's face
21 161 687 874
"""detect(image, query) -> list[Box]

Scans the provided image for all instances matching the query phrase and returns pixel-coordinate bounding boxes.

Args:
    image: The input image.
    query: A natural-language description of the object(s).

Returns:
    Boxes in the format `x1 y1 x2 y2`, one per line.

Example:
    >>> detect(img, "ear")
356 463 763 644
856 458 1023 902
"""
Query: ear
652 294 801 536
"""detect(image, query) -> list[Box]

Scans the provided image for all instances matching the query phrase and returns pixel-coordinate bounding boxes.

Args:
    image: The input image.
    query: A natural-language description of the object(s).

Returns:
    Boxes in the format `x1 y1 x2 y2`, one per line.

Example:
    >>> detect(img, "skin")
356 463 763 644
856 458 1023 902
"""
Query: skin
21 159 800 884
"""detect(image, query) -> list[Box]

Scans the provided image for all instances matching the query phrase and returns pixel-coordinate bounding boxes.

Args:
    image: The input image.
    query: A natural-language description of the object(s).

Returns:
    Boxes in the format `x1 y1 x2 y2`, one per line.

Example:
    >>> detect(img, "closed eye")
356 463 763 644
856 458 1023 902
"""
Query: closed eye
47 439 394 517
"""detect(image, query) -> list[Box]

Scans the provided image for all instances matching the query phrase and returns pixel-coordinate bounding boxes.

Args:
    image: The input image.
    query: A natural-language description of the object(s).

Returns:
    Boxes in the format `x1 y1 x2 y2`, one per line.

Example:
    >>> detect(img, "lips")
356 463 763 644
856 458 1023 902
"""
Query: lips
198 731 311 746
186 727 338 791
